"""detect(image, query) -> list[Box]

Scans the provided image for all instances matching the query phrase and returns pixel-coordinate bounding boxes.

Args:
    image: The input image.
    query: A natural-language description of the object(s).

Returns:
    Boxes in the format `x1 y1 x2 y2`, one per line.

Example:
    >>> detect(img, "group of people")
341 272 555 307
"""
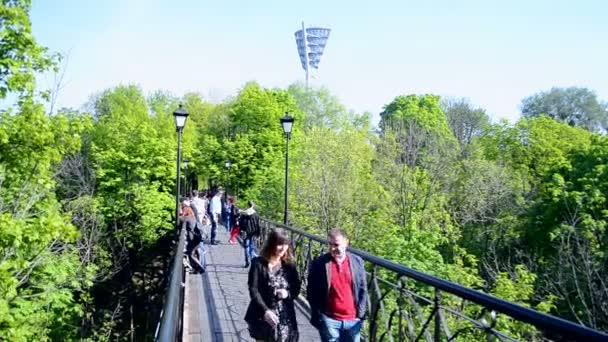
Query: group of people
178 189 214 274
245 228 367 342
179 188 263 273
181 191 368 341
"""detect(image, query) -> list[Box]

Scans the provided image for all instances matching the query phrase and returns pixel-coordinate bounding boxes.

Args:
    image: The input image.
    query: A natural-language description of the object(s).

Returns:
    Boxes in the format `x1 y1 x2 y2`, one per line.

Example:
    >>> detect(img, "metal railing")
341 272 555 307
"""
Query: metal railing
258 218 608 342
154 219 188 342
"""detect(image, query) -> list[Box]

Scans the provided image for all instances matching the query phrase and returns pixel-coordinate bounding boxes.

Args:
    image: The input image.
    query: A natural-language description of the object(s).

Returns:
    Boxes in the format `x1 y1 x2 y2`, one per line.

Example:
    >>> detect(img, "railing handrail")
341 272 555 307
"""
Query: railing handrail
155 219 188 342
263 218 608 341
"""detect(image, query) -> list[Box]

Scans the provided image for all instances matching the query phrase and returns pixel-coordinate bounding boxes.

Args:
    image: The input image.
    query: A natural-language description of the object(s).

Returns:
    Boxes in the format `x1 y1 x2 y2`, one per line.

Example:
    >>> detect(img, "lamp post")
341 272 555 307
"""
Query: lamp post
224 160 231 200
183 158 190 196
280 113 294 225
173 104 189 230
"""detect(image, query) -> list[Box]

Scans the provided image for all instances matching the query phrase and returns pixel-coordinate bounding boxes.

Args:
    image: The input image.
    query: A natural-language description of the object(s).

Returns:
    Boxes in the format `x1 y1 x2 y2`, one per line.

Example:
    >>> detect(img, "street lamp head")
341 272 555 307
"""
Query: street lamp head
280 112 295 137
173 104 189 131
183 158 190 168
225 160 231 169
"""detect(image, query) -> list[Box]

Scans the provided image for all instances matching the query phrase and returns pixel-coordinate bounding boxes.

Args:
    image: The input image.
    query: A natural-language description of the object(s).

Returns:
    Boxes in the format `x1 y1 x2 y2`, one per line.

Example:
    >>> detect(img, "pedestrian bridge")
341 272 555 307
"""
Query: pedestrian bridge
181 226 318 341
155 219 608 342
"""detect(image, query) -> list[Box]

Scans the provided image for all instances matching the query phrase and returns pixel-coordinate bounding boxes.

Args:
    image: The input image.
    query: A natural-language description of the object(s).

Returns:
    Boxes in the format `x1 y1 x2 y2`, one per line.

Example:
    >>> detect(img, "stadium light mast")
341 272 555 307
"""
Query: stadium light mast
294 22 330 88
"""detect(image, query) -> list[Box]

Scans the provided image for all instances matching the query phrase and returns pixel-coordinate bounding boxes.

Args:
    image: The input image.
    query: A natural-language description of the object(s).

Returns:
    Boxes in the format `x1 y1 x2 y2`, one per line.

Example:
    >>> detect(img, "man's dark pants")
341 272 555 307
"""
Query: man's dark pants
210 214 218 243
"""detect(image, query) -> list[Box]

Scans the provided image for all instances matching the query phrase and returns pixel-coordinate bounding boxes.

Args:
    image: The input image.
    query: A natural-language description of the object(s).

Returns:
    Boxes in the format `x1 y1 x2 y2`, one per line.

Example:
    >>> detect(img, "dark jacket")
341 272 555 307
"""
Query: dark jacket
229 204 239 228
306 252 367 327
244 257 301 323
240 211 261 238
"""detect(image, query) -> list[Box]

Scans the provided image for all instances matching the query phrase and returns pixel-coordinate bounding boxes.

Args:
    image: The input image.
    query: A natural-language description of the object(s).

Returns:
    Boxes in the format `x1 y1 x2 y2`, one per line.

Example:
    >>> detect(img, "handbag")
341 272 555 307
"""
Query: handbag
247 318 276 340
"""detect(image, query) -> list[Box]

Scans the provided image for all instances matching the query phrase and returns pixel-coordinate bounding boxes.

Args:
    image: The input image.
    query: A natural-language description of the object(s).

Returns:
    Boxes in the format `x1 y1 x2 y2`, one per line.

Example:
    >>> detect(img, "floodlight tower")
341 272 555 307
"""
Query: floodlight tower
294 22 331 88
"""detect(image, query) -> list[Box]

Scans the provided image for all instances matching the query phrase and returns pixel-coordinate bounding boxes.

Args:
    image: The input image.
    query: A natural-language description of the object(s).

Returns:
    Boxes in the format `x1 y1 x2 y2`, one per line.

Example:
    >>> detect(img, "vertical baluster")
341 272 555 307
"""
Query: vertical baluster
369 266 378 341
401 278 416 340
434 289 441 342
398 279 404 342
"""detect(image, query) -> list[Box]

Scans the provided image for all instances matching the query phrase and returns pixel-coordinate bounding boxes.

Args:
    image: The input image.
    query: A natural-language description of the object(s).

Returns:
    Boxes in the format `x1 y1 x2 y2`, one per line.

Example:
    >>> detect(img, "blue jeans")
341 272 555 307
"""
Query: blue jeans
225 215 231 232
320 314 361 342
189 243 207 272
241 237 257 265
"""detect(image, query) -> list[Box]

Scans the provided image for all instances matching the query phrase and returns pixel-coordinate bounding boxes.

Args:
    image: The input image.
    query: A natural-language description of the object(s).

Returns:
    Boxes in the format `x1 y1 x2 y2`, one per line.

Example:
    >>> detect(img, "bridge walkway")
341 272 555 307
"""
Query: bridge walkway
183 226 319 342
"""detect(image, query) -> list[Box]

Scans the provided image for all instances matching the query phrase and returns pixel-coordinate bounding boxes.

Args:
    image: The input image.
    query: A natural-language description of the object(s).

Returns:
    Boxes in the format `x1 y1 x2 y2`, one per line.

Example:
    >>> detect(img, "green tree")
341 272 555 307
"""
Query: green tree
0 102 88 341
379 94 456 173
290 124 378 238
91 85 175 246
287 82 350 129
526 135 608 329
440 97 489 152
0 0 58 99
197 82 301 215
521 87 608 132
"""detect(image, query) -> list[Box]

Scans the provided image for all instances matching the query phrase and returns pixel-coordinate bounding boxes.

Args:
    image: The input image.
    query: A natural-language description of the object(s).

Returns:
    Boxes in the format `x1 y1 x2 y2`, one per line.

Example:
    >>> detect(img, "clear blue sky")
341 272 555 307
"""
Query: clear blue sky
30 0 608 125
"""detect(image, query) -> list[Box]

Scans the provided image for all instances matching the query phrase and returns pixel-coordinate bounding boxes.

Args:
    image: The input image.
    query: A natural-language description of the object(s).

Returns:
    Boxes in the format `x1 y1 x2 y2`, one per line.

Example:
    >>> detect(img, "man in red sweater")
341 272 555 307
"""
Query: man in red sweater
307 229 368 342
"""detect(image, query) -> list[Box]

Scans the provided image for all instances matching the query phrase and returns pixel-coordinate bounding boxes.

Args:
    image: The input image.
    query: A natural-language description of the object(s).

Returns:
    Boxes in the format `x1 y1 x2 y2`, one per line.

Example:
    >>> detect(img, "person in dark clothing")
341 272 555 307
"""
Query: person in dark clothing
307 229 367 342
245 229 301 342
186 229 206 274
227 197 241 244
239 201 261 267
179 202 196 241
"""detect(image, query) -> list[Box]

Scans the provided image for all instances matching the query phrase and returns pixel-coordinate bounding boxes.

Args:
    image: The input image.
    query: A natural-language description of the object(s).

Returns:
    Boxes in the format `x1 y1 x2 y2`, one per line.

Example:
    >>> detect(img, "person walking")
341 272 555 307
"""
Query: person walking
307 229 368 342
239 200 260 267
222 195 231 232
245 229 300 342
209 190 222 244
227 197 240 244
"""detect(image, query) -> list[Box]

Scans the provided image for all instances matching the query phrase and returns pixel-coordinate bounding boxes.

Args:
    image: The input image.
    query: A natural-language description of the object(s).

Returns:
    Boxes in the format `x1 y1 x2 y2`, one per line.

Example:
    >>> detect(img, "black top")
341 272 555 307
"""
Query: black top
244 257 301 323
229 204 239 226
240 212 261 237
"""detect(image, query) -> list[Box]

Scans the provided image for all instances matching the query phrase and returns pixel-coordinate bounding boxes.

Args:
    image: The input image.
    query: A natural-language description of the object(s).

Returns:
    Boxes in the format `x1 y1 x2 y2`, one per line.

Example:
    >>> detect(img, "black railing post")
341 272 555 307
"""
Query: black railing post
398 279 405 342
369 266 378 341
434 289 441 342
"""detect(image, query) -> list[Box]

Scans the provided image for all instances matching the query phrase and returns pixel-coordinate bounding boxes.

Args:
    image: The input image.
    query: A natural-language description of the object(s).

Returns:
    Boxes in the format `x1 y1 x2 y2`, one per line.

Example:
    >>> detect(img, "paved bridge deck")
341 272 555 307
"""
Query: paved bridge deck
183 226 318 342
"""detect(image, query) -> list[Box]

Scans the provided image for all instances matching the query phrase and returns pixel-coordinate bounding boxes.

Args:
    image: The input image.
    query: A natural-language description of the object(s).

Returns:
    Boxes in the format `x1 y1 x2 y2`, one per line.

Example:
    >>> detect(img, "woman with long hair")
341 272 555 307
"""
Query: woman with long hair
245 229 301 341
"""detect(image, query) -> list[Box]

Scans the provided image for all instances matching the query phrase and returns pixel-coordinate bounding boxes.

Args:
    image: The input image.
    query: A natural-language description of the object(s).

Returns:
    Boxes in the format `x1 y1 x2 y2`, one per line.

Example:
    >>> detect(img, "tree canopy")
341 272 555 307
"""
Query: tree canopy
521 87 608 132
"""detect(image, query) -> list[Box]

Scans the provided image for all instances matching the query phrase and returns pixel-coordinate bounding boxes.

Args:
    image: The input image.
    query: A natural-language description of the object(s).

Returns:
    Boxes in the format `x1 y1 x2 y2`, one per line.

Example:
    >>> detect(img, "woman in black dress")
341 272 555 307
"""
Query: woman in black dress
245 228 301 342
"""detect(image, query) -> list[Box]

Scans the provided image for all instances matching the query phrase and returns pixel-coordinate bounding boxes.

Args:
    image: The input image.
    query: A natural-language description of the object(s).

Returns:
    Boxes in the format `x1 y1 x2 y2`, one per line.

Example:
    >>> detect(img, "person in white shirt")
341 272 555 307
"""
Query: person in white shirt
209 191 222 244
190 190 206 225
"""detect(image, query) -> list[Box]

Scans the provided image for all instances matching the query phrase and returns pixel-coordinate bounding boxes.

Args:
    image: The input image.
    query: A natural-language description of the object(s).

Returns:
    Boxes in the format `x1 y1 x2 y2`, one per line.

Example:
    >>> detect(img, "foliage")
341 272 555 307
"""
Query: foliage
287 82 352 129
440 97 490 152
290 124 377 237
380 94 453 139
91 85 175 247
521 86 608 132
195 83 302 215
0 0 58 100
0 101 88 340
481 115 592 181
524 135 608 329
